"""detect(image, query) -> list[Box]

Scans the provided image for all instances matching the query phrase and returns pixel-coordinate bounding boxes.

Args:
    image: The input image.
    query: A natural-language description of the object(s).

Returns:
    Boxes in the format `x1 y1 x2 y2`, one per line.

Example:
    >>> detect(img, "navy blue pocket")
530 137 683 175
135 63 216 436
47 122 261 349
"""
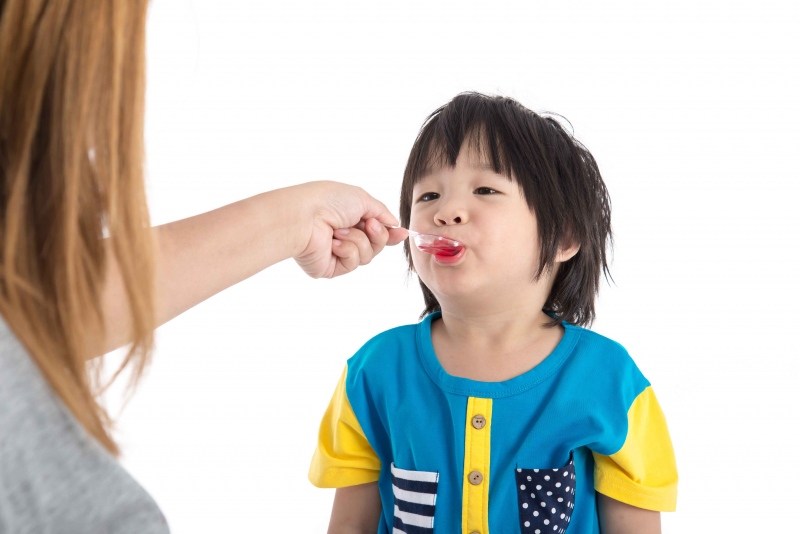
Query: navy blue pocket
515 452 575 533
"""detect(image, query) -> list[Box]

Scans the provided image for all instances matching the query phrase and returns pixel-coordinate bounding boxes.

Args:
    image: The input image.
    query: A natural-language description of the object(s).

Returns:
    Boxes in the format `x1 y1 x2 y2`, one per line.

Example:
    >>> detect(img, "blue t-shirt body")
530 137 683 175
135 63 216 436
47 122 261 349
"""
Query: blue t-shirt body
310 311 677 533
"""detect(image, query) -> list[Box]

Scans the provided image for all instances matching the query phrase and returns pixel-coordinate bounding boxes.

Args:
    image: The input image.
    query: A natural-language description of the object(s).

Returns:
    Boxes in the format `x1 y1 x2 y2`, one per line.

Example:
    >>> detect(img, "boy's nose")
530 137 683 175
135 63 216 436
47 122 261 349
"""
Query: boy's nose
435 207 468 226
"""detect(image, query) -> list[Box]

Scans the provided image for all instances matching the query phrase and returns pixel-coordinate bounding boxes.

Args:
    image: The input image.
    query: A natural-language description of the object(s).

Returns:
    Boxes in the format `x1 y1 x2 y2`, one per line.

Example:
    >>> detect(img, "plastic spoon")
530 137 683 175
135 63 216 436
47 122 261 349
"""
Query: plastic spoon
383 225 465 257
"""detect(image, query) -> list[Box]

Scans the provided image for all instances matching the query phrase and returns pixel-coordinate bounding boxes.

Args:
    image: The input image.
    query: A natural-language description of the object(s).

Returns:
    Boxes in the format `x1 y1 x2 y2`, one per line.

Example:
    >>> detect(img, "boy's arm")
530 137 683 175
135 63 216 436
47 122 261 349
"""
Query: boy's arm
328 482 382 534
597 493 661 534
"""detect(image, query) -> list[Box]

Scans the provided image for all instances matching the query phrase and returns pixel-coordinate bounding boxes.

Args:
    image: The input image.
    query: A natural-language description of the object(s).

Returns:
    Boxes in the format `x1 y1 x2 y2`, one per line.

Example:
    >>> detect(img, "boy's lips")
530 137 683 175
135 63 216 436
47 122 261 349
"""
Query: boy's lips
432 246 466 265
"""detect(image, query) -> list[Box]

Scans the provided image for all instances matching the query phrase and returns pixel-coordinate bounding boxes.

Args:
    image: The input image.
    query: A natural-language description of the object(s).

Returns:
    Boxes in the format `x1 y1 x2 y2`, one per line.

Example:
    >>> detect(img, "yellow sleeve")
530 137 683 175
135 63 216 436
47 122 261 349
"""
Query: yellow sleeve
308 364 381 488
593 386 678 511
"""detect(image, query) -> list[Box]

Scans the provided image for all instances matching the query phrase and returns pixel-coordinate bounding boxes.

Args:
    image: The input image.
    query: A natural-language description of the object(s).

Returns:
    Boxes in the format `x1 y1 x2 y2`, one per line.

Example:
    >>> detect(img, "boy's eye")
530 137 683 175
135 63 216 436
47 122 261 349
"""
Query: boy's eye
418 192 439 202
475 187 499 195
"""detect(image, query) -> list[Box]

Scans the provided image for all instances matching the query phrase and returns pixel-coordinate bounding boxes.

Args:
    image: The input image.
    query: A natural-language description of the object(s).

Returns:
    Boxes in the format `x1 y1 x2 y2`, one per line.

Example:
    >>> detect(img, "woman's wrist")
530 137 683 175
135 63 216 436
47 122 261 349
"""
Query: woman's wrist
252 185 315 262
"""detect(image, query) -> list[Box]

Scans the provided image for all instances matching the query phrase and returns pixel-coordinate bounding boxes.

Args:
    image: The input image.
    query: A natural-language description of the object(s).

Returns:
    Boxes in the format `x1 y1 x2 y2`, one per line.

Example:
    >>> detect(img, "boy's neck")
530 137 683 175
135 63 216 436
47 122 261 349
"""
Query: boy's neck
430 305 564 382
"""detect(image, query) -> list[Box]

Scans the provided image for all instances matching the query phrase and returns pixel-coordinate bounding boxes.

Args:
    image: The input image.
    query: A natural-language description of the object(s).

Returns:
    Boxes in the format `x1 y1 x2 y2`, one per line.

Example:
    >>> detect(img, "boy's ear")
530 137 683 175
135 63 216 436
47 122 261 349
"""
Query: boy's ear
555 241 580 263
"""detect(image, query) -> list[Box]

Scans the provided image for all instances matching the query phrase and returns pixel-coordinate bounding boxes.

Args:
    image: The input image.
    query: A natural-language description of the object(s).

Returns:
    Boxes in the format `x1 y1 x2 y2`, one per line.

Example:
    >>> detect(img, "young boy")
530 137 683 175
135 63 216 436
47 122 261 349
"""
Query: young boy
309 93 677 533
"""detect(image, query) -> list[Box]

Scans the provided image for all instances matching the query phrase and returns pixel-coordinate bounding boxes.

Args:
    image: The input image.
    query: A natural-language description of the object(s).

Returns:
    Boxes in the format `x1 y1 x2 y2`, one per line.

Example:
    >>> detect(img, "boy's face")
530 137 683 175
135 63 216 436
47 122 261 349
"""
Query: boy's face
410 145 549 313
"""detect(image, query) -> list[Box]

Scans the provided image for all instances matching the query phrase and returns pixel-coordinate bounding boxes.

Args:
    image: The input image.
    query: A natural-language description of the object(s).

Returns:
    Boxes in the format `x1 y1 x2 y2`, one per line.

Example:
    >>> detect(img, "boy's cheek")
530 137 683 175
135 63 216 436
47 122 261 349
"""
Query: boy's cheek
409 249 425 274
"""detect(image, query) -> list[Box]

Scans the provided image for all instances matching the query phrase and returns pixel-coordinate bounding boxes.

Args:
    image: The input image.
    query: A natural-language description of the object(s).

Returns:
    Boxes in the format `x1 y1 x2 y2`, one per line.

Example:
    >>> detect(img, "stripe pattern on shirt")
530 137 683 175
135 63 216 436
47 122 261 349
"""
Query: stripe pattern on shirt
391 463 439 533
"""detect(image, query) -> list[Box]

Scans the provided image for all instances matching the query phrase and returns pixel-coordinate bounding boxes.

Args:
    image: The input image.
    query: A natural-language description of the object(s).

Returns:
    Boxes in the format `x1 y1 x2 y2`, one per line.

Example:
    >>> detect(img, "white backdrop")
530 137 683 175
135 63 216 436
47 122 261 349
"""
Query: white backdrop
107 1 800 532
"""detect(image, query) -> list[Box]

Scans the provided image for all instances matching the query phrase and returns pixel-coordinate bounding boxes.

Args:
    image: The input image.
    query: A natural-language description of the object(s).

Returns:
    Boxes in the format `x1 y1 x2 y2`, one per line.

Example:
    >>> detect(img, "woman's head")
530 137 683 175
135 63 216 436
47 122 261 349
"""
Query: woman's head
0 0 153 455
400 93 612 327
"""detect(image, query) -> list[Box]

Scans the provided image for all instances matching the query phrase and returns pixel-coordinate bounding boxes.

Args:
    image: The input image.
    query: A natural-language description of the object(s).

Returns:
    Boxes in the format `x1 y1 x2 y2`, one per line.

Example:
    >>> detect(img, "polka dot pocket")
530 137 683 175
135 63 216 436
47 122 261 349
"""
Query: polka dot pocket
514 451 576 534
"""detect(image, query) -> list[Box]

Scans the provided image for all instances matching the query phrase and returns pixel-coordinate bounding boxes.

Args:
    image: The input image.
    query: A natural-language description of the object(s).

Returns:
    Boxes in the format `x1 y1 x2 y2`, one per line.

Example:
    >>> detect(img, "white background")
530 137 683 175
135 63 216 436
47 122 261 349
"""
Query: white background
107 1 799 532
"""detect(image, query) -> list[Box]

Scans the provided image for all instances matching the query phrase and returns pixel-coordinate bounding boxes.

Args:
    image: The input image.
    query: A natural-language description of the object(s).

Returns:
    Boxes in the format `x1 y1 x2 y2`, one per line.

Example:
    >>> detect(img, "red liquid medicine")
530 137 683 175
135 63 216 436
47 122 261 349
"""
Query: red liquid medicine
417 243 464 257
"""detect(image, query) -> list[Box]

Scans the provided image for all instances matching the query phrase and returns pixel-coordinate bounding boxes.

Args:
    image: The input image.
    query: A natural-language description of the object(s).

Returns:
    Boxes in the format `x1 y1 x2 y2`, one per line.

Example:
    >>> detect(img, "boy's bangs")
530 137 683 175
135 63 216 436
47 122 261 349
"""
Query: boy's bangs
408 115 514 186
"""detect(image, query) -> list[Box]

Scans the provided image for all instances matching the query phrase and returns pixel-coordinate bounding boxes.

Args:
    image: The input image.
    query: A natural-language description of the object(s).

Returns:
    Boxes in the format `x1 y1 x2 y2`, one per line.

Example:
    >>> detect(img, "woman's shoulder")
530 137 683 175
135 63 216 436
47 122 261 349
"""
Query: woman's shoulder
0 317 57 424
0 318 170 534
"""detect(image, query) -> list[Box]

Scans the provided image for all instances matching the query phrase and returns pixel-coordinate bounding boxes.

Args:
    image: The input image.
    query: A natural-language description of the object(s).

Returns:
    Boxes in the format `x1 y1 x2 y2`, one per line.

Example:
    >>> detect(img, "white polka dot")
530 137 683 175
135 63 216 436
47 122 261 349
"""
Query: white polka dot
534 511 539 517
544 519 550 525
541 502 546 507
544 475 550 481
534 469 539 472
565 486 570 492
525 521 530 527
555 482 561 487
520 485 526 490
553 468 559 471
535 530 541 534
547 491 553 496
523 503 528 509
517 468 522 472
568 501 572 507
527 475 532 481
560 513 565 519
553 526 558 531
531 493 536 498
563 471 568 476
536 485 542 490
551 507 556 514
558 497 563 502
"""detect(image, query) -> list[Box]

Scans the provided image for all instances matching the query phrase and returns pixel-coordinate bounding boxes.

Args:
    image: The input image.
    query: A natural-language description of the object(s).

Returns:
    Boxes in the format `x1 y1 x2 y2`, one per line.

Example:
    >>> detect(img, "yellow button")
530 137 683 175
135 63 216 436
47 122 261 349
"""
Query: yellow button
468 470 483 485
471 414 486 429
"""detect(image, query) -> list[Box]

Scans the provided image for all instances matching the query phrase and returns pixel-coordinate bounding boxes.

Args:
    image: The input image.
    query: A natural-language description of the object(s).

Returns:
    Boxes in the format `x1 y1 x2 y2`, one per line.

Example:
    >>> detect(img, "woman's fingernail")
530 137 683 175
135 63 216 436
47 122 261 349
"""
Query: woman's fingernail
371 220 383 233
336 228 350 235
332 239 342 246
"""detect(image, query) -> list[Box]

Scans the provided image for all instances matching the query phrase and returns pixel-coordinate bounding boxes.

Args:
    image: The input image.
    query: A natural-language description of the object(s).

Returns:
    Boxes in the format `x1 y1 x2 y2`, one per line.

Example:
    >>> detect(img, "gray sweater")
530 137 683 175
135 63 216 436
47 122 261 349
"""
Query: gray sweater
0 318 169 534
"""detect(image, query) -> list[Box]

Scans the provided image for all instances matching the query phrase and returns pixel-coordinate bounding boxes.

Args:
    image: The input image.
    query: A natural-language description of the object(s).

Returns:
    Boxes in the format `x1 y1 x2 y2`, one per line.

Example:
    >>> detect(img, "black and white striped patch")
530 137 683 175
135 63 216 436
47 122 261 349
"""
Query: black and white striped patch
391 463 439 534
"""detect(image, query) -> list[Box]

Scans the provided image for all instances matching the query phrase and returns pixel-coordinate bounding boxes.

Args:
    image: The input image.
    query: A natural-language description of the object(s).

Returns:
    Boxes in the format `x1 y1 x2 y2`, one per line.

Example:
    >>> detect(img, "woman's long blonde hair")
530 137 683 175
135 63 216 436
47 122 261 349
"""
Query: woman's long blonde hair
0 0 154 455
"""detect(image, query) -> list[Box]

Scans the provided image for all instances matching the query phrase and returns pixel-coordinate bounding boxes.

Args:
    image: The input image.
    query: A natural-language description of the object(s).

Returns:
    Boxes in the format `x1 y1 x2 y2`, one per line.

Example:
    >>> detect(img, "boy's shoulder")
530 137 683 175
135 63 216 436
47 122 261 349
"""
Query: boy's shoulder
564 323 648 382
345 321 420 373
567 323 630 357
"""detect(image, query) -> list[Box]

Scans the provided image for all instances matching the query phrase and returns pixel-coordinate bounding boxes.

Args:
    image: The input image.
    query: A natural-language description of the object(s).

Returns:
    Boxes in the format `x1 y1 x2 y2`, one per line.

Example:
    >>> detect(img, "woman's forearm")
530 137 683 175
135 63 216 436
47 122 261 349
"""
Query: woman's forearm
151 187 308 324
99 181 403 354
101 186 309 353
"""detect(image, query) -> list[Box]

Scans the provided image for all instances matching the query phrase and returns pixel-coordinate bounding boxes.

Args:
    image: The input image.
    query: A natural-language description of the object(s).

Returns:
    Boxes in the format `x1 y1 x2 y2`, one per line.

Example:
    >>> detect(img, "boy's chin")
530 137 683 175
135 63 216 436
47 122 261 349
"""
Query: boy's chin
429 286 498 310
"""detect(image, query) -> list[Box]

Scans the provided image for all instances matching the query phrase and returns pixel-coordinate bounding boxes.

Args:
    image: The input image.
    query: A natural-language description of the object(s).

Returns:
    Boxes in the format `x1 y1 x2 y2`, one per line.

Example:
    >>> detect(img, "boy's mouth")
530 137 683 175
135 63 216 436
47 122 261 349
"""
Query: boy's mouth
432 246 466 265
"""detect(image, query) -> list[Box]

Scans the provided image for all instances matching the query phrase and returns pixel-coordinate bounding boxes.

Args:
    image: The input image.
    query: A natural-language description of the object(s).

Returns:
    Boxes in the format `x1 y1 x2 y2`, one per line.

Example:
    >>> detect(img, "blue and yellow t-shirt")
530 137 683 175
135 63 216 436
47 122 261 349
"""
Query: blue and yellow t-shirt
309 312 677 533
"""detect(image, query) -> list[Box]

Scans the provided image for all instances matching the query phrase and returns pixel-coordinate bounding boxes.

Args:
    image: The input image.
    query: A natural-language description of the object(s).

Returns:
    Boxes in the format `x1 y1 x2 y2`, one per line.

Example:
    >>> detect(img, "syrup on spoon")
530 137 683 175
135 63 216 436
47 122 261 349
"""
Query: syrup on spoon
383 225 465 257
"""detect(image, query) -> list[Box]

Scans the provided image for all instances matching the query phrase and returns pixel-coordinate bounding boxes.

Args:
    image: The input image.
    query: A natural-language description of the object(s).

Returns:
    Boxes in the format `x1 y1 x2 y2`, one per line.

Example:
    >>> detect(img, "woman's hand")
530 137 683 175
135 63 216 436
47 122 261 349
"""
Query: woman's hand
290 181 407 279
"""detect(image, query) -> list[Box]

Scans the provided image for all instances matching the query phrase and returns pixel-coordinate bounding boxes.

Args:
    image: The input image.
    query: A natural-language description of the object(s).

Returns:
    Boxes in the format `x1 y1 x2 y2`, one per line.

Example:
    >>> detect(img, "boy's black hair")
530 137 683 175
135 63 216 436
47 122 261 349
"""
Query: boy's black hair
400 92 613 327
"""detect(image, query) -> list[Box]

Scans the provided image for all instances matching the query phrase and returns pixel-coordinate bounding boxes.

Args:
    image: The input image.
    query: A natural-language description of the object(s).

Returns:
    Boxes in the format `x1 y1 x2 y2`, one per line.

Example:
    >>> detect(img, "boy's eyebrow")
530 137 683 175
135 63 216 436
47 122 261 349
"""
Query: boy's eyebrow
471 162 495 170
470 161 513 179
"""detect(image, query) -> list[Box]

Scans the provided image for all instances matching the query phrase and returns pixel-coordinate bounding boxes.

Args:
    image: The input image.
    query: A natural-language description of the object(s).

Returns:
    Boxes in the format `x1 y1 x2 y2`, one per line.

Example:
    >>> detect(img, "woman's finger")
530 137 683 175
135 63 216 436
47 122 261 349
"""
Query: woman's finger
362 218 389 257
331 238 361 275
334 227 375 266
385 227 408 246
354 188 399 229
